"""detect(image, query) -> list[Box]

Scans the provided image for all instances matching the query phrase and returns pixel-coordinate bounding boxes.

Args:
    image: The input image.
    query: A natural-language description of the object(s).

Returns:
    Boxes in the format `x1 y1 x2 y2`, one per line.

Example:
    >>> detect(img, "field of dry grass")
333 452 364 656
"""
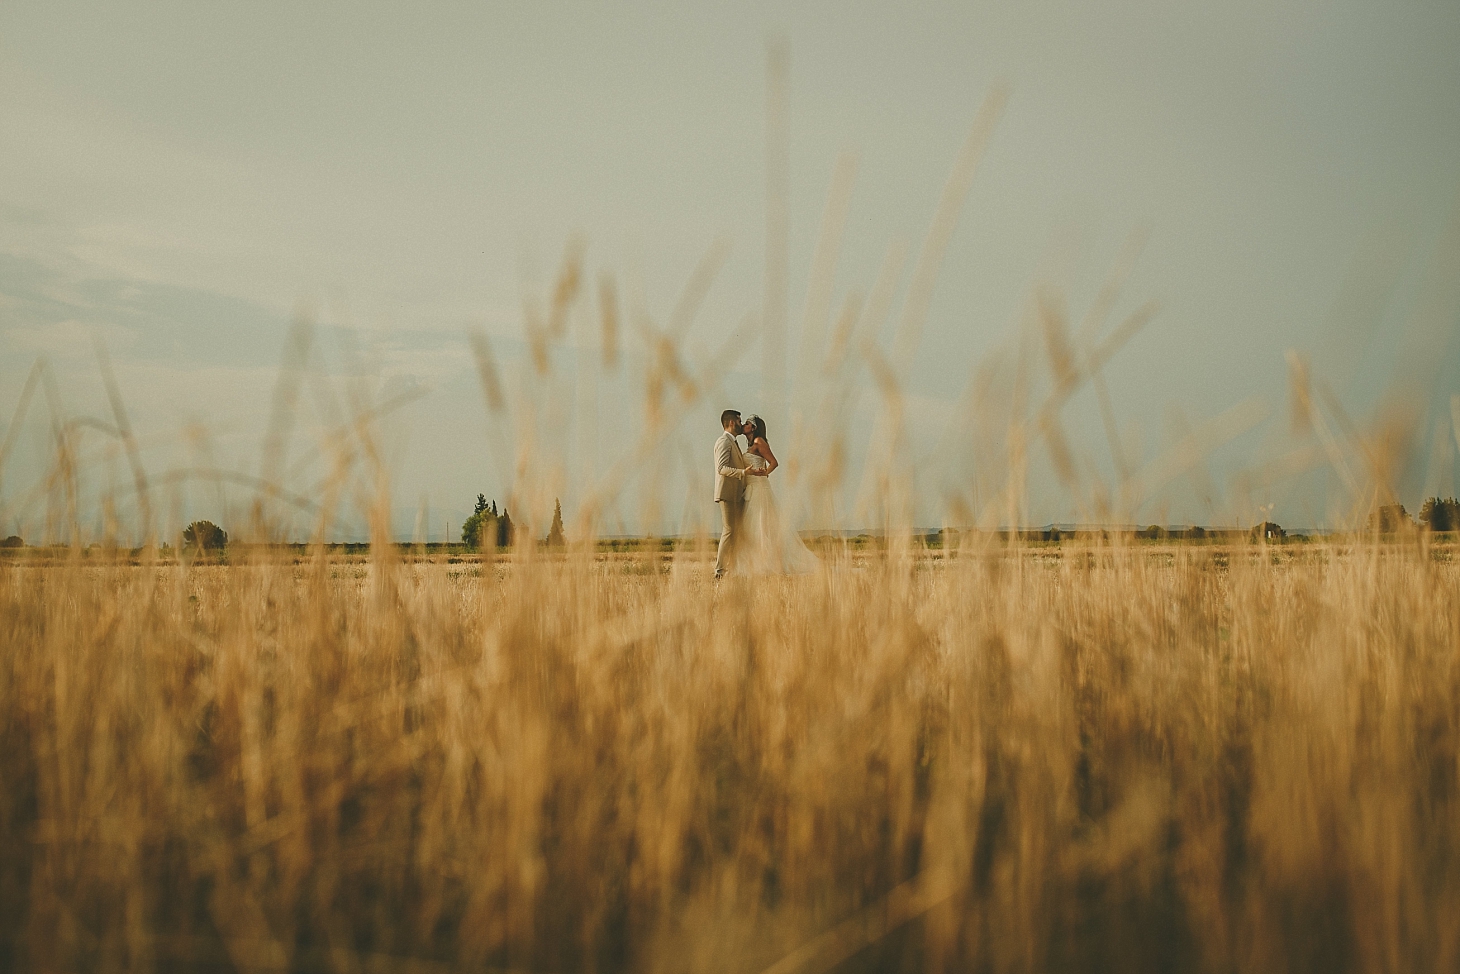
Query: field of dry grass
4 66 1457 970
2 539 1457 973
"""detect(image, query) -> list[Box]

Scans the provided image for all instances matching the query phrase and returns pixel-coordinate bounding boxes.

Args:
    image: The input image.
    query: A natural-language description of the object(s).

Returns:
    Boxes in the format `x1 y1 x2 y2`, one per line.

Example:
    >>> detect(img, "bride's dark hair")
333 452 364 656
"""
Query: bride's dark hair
746 415 768 444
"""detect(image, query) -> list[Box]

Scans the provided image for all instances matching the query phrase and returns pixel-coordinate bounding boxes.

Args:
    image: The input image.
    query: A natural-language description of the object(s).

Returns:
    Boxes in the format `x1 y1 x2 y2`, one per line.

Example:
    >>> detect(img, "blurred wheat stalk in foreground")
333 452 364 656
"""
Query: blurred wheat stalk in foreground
2 542 1458 973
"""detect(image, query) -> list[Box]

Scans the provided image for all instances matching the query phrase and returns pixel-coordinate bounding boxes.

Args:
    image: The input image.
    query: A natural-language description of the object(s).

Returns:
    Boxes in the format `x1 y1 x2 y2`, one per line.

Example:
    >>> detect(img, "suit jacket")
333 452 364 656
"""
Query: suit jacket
714 430 748 503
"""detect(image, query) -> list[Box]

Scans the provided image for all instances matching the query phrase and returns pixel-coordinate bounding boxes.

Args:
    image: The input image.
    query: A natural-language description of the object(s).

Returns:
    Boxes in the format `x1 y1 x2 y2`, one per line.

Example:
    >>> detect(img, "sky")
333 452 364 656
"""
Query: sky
2 0 1459 541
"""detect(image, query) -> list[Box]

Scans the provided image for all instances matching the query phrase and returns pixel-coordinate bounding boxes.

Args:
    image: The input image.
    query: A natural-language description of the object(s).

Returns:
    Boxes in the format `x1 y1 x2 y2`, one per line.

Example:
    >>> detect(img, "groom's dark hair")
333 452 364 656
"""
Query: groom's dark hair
720 409 741 428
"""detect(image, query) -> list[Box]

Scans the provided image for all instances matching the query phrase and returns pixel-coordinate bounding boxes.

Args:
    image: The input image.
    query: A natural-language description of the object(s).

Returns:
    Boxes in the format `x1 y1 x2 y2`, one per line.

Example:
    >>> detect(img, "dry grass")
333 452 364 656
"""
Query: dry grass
2 541 1458 973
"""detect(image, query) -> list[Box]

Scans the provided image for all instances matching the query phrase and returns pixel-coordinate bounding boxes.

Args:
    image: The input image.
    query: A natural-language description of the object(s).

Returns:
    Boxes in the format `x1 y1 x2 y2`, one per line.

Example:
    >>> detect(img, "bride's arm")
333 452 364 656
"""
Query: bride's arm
754 438 779 475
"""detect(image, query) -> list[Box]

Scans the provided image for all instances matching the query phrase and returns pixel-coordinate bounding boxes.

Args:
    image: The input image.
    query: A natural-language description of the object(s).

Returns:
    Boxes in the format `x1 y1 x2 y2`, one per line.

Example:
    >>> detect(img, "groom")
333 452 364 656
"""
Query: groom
714 409 767 579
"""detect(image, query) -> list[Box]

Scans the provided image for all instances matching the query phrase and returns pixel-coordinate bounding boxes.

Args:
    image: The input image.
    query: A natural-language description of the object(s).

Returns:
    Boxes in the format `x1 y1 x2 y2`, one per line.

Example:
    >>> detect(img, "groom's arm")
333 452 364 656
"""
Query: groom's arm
716 438 746 480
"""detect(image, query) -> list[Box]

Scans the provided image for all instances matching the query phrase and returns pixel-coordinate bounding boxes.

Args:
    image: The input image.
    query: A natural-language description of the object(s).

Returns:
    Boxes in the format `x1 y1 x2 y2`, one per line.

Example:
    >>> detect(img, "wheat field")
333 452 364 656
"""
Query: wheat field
2 538 1457 973
4 72 1457 971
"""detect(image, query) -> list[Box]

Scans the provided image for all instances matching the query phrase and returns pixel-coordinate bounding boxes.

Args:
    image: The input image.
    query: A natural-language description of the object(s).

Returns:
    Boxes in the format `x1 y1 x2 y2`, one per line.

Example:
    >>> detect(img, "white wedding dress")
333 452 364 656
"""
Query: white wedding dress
740 450 820 575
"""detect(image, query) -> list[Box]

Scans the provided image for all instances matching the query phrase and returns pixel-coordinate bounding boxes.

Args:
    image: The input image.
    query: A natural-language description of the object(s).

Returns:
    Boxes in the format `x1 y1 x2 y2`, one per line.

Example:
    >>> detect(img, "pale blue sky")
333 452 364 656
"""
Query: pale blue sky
2 1 1458 539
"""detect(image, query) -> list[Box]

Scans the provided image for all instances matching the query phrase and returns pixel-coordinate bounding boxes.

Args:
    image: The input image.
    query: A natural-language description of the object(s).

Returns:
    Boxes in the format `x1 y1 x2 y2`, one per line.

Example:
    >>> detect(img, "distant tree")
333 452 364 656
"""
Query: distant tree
0 535 22 548
546 498 566 547
461 496 514 549
1367 504 1413 533
461 495 493 548
1419 497 1460 532
1187 526 1207 540
182 520 228 550
1251 521 1285 542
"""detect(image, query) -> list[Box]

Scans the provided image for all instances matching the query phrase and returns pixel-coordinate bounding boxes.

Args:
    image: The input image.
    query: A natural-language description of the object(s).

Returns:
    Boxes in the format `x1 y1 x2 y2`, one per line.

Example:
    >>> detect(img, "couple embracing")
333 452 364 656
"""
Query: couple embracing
713 409 819 578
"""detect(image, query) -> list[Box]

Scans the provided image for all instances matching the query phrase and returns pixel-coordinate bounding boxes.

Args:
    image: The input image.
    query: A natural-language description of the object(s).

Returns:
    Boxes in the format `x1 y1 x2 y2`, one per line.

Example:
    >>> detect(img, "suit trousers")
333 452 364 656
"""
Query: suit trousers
715 497 744 577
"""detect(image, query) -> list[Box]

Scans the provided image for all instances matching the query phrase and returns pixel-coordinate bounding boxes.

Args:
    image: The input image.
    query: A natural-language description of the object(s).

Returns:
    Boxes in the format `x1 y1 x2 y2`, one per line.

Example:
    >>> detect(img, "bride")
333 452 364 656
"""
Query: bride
739 415 820 575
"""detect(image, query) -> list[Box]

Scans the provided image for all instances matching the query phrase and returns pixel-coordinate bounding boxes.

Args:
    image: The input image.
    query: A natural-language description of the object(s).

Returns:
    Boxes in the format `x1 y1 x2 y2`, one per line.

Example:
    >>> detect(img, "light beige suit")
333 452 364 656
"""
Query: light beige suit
714 430 748 577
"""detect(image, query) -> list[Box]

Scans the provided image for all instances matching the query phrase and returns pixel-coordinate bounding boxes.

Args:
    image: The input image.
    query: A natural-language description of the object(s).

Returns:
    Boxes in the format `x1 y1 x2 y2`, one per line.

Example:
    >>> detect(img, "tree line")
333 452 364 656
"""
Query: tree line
4 497 1455 553
460 495 565 550
1369 498 1460 533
